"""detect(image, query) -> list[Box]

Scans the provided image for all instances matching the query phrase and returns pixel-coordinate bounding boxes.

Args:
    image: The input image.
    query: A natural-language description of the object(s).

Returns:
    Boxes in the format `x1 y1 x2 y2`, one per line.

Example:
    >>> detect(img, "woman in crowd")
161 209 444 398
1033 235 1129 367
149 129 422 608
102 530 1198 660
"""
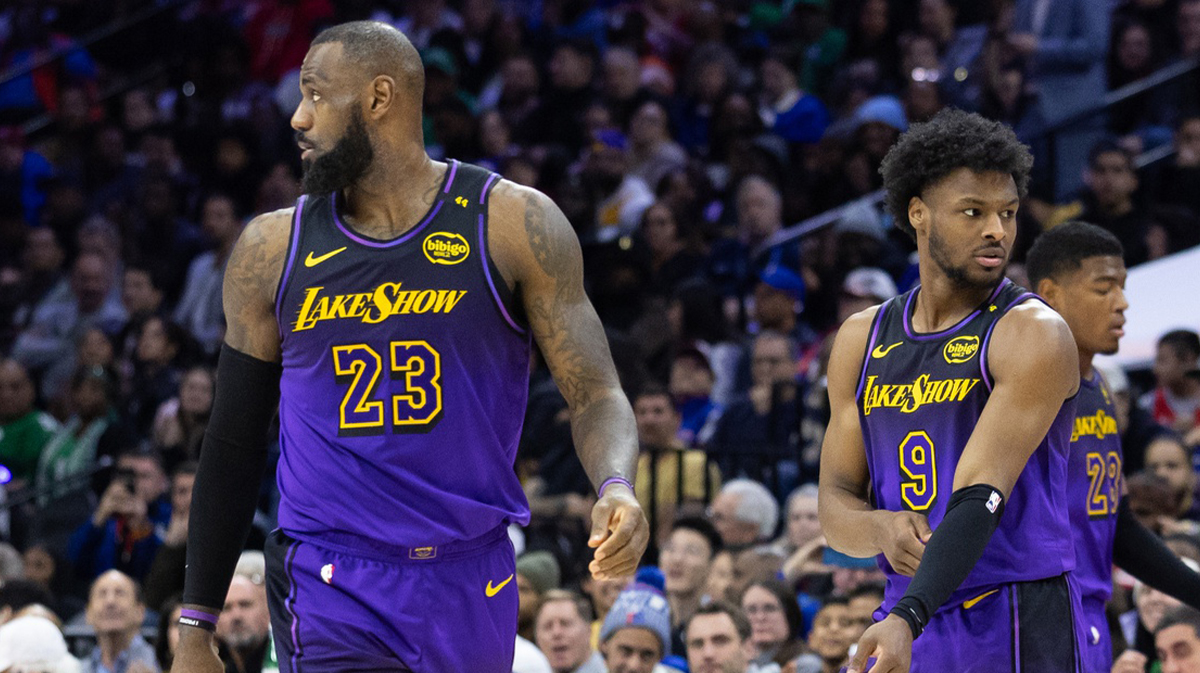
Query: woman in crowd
151 365 213 470
741 578 806 667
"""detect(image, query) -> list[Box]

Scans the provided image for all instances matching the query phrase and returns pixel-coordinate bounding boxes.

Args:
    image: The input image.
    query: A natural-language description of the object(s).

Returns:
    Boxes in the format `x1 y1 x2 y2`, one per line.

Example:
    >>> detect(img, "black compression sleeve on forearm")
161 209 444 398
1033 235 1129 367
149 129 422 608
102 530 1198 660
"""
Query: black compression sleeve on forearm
182 345 281 610
890 484 1006 638
1113 498 1200 610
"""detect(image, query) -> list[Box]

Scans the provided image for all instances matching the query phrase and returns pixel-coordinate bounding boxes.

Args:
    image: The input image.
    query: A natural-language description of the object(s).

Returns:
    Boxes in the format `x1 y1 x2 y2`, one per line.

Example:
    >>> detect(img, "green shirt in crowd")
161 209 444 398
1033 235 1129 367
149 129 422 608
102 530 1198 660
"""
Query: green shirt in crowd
0 410 60 484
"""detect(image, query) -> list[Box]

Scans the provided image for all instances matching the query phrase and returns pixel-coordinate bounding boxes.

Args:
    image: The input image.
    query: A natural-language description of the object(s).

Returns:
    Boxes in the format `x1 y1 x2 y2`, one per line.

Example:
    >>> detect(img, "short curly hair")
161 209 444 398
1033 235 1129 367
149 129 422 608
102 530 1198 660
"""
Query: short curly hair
880 108 1033 240
1025 221 1123 289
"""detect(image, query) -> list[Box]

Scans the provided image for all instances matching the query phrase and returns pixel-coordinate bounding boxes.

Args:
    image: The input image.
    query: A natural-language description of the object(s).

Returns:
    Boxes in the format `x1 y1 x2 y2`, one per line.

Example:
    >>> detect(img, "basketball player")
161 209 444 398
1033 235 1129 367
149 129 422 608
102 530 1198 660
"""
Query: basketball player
818 109 1082 673
172 22 648 673
1027 221 1200 672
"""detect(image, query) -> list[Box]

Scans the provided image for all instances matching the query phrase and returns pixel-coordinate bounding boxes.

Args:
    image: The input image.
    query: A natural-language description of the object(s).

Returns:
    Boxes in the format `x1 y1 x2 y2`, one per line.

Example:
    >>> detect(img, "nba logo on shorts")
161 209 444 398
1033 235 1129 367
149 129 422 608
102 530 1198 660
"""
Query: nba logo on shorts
986 491 1001 513
321 563 334 584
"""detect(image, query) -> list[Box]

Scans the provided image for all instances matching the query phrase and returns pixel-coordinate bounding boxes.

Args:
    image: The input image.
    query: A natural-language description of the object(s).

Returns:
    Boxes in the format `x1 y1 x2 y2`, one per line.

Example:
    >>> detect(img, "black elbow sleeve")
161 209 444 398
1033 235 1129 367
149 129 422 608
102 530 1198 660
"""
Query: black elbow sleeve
182 345 281 610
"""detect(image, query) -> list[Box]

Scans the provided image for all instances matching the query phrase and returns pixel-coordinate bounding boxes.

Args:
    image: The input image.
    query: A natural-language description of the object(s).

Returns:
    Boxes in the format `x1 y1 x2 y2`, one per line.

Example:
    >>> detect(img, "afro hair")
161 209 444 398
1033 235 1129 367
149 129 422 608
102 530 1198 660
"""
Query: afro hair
879 108 1033 240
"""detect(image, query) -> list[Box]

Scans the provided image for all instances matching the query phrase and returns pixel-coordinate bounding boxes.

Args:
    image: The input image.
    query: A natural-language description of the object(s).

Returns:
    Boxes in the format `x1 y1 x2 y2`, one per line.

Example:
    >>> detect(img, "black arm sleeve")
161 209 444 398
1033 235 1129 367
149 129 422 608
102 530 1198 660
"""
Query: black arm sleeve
181 345 281 610
890 484 1006 638
1113 498 1200 610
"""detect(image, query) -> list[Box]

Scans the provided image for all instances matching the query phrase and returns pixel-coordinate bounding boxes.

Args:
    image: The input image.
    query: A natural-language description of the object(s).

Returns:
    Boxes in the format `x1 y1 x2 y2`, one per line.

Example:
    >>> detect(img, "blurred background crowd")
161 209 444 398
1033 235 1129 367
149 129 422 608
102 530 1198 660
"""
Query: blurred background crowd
0 0 1199 671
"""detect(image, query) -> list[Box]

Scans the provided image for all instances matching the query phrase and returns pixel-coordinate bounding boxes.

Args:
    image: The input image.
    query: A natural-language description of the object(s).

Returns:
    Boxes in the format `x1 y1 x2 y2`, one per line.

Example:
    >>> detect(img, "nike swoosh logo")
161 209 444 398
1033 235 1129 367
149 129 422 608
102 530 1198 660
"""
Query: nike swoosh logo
485 573 514 598
872 342 902 358
962 589 999 609
304 247 347 267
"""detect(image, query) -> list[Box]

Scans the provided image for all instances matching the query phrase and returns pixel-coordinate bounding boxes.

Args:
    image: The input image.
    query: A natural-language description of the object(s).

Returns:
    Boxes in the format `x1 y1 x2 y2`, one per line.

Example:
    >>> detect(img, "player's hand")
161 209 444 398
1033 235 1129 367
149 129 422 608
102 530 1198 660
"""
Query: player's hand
587 482 649 580
1111 649 1148 673
171 627 224 673
847 614 912 673
876 510 931 577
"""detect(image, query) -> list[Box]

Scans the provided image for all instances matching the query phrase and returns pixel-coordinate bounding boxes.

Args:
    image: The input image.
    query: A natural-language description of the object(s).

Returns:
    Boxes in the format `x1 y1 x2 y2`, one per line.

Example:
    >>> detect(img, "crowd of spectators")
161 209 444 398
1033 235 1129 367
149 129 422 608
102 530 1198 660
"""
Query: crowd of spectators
0 0 1199 671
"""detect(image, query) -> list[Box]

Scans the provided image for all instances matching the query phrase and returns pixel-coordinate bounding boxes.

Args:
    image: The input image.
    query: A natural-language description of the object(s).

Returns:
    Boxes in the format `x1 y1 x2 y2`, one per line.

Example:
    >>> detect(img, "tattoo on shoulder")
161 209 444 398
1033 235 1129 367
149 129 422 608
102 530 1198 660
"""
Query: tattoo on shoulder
232 210 291 295
222 209 291 357
519 191 609 408
523 191 558 276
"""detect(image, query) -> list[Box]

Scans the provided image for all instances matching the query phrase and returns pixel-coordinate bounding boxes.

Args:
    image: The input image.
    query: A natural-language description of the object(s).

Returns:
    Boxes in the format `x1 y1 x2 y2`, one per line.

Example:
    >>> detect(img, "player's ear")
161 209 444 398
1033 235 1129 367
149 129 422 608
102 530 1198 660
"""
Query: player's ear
367 75 396 118
1036 277 1060 304
908 196 927 236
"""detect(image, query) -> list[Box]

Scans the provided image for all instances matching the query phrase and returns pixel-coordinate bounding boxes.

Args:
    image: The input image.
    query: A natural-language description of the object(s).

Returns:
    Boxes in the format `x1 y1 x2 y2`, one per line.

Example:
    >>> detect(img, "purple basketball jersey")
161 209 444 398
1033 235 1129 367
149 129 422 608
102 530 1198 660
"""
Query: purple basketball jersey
1068 373 1122 604
857 278 1077 616
273 161 531 555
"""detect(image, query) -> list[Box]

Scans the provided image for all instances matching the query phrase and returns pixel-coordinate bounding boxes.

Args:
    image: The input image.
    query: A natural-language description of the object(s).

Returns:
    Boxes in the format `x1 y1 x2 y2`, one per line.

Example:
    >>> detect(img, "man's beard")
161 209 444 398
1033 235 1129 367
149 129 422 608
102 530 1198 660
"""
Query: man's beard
928 222 1005 289
300 109 374 195
224 626 268 651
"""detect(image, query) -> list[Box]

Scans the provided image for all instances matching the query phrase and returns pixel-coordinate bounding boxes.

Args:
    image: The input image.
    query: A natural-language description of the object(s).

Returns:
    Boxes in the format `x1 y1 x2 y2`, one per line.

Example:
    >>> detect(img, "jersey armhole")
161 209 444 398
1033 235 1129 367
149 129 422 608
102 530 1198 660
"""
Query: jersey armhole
855 301 890 402
272 195 307 338
979 291 1041 391
477 174 529 336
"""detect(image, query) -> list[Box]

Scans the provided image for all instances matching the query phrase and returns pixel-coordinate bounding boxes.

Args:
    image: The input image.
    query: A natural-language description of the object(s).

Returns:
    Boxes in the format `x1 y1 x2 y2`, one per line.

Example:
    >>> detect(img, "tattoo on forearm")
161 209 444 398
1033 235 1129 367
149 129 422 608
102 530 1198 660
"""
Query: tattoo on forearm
522 192 606 409
569 391 637 482
519 191 637 483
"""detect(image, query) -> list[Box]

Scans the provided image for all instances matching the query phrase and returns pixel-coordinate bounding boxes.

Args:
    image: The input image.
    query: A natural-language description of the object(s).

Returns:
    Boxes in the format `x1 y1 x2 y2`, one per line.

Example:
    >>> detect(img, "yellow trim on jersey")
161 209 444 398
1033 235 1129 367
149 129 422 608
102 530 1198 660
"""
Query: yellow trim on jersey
899 430 937 511
332 344 385 431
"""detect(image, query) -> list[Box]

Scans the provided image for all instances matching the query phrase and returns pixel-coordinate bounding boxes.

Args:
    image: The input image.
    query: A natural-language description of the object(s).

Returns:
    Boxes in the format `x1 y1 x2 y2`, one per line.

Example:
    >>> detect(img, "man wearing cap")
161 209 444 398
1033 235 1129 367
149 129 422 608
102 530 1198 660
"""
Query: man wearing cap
837 268 898 326
669 349 721 449
600 582 673 673
587 129 654 243
831 201 901 274
0 615 79 673
516 551 562 642
709 332 801 482
752 264 814 349
796 267 899 395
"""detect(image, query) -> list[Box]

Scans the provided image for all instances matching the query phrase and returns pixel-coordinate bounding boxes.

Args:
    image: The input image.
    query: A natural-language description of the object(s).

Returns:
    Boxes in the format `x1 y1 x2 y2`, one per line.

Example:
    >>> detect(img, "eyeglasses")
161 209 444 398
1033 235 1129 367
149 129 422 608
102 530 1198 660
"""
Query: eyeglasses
744 603 782 616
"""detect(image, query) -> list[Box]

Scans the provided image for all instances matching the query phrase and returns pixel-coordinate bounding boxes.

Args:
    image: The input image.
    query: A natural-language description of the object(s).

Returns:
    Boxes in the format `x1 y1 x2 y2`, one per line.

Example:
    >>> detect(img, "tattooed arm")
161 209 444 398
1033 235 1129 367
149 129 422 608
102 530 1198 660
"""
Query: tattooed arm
489 181 649 580
175 209 290 673
220 209 291 359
